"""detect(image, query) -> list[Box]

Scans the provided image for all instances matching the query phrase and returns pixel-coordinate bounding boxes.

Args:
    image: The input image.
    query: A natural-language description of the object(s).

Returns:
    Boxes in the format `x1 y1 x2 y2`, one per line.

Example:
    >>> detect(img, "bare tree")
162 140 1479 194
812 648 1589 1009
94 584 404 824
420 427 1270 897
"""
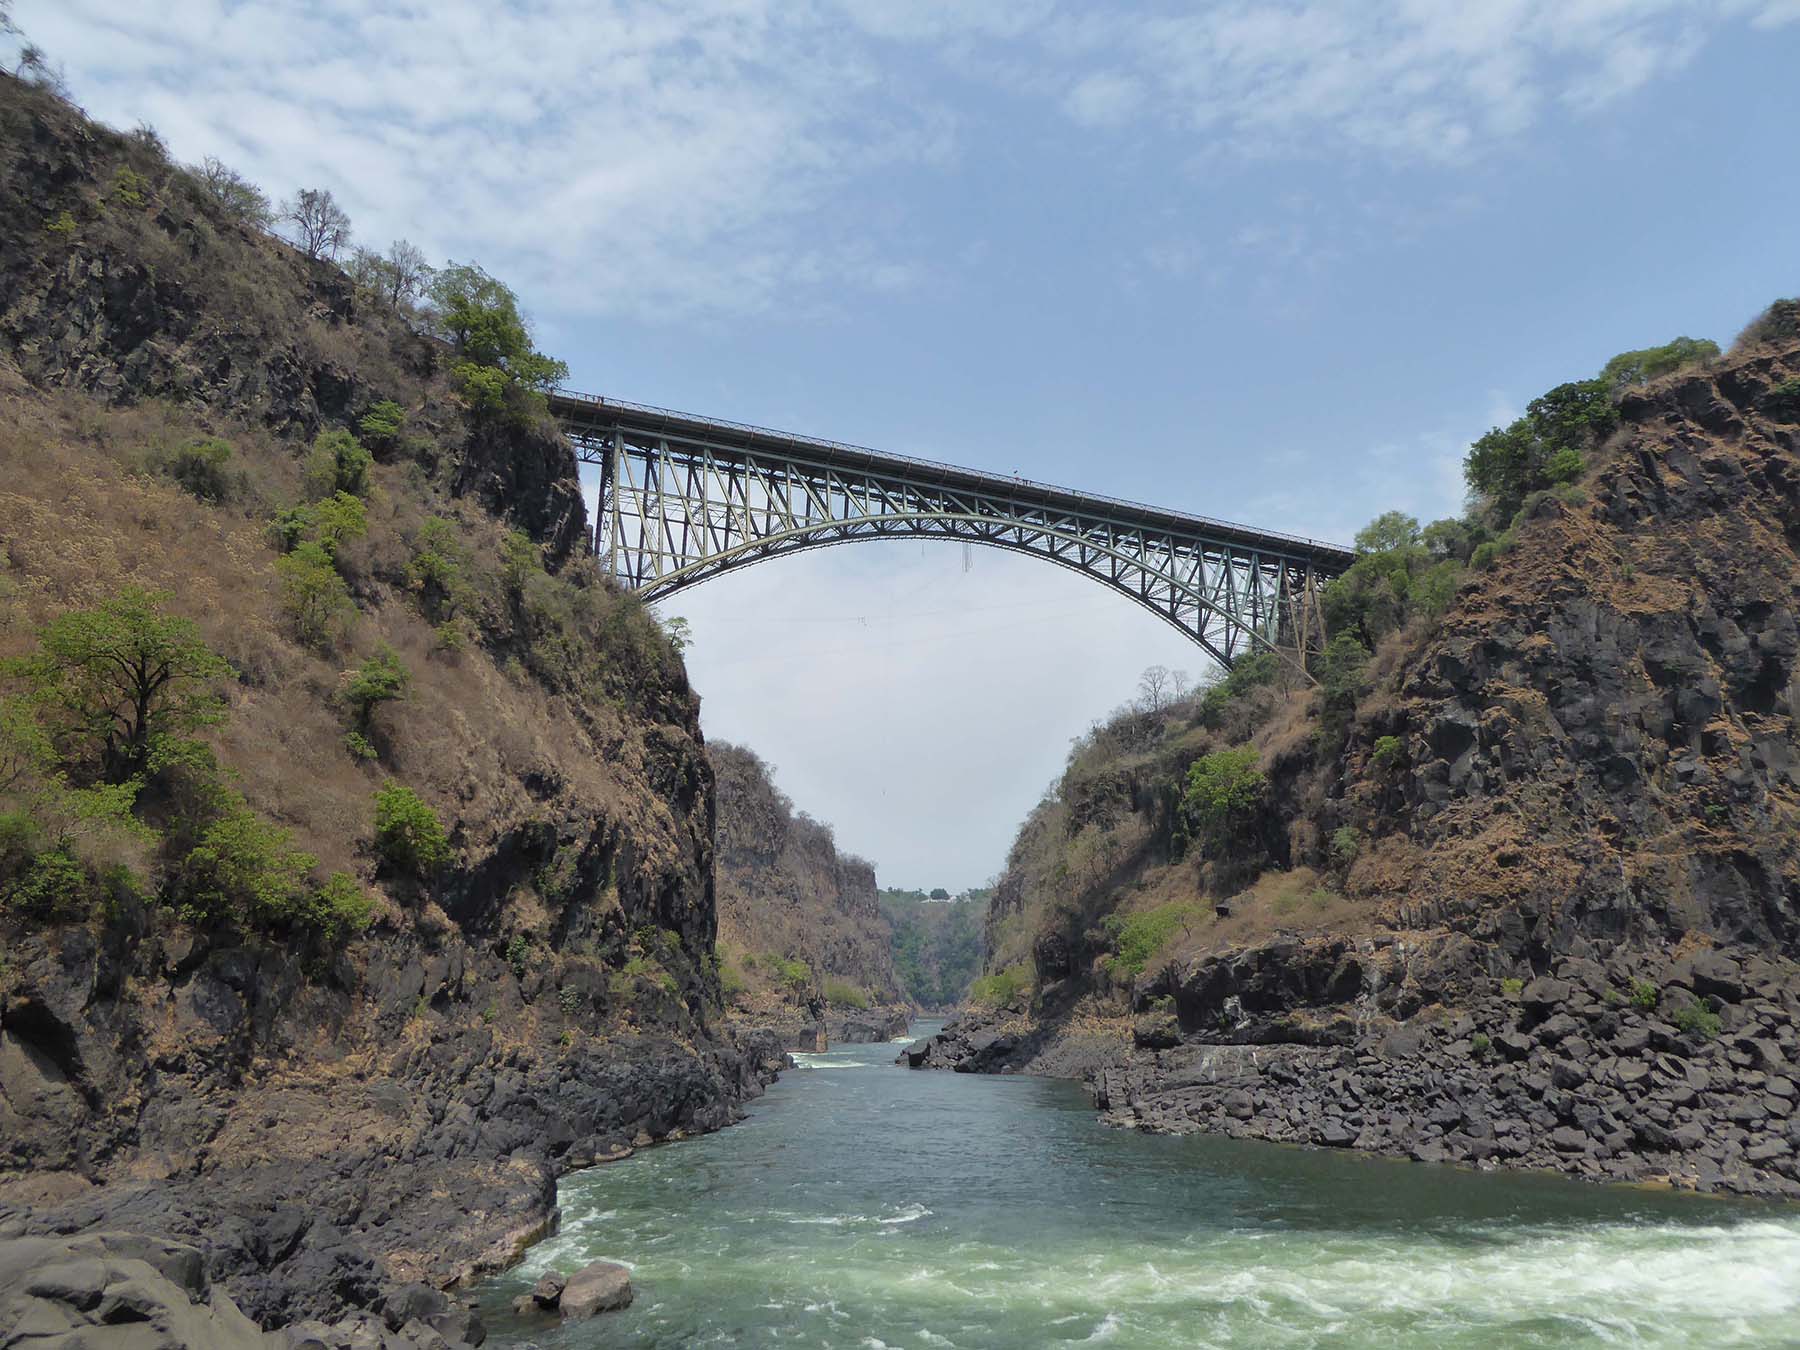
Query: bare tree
193 155 274 227
282 187 351 261
382 239 432 307
1137 664 1172 713
1171 668 1191 701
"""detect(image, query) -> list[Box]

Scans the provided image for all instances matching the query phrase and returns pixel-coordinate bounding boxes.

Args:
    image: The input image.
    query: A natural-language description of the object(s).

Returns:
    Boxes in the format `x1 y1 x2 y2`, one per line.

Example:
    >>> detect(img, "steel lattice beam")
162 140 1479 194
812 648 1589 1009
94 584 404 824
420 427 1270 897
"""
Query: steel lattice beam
550 392 1354 671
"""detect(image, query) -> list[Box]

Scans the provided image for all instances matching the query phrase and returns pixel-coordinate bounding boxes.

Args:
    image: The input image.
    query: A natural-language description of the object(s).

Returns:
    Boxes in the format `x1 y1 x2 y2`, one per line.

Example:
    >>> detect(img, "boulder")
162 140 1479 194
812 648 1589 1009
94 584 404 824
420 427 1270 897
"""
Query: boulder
1681 951 1747 1004
1521 977 1572 1020
559 1260 634 1320
0 1233 269 1350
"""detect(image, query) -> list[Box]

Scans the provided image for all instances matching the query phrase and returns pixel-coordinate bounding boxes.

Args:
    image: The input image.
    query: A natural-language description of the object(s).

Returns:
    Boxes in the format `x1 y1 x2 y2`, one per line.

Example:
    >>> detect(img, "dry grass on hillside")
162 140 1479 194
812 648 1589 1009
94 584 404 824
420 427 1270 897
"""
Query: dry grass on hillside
0 383 679 896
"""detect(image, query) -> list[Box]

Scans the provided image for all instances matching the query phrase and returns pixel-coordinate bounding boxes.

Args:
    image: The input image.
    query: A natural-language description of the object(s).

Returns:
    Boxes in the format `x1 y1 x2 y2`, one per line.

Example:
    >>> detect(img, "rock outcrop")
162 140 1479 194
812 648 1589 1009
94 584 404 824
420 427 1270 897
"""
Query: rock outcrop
919 309 1800 1200
709 742 911 1045
0 73 783 1340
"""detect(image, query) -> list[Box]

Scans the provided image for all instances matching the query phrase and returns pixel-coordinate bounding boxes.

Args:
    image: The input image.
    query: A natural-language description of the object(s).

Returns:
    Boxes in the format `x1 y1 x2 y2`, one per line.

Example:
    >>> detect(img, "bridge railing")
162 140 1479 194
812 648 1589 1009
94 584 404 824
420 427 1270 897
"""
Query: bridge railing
551 389 1353 562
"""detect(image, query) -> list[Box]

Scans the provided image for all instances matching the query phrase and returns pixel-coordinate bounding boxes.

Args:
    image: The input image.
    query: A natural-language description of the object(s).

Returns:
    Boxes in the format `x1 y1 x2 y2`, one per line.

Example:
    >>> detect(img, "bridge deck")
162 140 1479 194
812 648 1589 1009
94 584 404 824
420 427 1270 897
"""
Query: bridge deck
549 390 1355 570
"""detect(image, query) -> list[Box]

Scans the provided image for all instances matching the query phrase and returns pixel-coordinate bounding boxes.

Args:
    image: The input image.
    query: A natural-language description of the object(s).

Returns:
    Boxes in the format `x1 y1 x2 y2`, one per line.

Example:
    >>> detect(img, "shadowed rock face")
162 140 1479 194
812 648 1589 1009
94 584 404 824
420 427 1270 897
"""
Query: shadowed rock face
920 321 1800 1200
709 742 912 1046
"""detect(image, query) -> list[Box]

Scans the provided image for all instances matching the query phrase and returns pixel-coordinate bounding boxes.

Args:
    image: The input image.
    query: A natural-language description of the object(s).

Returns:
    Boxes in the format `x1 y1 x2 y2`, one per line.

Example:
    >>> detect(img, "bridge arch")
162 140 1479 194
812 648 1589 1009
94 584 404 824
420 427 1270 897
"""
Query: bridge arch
551 392 1354 674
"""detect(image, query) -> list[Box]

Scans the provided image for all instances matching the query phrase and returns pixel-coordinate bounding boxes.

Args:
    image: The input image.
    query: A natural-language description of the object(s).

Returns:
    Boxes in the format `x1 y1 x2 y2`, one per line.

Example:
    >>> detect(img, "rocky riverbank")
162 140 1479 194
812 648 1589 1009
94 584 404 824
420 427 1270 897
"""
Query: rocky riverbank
729 1001 911 1053
908 940 1800 1200
0 920 793 1347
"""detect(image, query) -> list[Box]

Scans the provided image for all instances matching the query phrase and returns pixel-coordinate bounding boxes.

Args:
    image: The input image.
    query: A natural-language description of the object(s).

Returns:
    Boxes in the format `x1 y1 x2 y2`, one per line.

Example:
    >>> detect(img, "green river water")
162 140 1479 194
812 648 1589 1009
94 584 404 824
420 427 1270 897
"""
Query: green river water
480 1021 1800 1348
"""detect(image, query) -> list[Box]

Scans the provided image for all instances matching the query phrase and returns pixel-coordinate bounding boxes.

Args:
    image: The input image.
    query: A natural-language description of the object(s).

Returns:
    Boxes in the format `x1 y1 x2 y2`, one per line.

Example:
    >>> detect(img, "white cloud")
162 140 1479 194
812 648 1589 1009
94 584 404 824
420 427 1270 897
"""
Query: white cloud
21 0 1788 330
1092 0 1790 164
1064 71 1144 128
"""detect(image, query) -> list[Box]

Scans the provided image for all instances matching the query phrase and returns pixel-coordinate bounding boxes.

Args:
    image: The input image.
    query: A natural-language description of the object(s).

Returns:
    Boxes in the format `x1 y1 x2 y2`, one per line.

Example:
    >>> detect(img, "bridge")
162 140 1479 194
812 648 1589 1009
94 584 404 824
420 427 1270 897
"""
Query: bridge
550 391 1355 671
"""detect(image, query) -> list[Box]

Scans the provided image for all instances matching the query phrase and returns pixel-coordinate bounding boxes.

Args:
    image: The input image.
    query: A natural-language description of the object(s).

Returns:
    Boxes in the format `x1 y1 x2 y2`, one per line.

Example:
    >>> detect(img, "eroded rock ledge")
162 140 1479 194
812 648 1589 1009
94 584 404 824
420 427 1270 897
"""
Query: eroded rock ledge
908 940 1800 1200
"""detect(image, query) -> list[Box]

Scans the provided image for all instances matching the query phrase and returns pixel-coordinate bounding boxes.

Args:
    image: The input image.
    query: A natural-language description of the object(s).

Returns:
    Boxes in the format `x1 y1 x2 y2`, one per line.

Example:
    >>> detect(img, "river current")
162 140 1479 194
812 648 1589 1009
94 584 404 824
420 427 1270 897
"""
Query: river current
480 1021 1800 1348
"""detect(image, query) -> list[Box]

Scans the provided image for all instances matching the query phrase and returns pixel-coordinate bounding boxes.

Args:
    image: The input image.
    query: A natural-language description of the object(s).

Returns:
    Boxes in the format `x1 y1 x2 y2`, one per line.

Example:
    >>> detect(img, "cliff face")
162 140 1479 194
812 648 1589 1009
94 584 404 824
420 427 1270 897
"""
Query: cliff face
1340 340 1800 955
710 743 907 1043
0 75 783 1338
916 312 1800 1199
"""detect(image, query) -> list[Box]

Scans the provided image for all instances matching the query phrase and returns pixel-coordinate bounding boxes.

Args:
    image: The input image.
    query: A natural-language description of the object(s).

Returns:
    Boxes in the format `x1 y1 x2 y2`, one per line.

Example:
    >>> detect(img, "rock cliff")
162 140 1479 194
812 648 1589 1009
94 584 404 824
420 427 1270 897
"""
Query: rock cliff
914 307 1800 1199
0 73 785 1342
710 743 910 1047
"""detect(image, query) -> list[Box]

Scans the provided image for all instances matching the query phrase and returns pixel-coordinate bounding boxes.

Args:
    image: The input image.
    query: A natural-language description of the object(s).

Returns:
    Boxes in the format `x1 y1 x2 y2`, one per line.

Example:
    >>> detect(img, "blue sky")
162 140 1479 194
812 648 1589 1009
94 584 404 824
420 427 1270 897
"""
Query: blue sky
22 1 1800 889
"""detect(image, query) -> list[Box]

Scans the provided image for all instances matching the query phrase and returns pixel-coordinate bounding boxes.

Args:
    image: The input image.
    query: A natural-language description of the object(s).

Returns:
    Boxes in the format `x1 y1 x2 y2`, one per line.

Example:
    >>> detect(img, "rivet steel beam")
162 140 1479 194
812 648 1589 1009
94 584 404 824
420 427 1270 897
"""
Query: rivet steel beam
551 391 1355 671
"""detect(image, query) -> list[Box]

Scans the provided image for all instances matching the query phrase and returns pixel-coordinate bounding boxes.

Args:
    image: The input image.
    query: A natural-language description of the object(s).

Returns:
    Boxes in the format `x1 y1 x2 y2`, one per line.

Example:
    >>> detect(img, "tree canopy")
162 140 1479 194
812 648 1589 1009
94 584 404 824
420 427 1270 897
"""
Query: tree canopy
9 588 229 783
427 263 569 411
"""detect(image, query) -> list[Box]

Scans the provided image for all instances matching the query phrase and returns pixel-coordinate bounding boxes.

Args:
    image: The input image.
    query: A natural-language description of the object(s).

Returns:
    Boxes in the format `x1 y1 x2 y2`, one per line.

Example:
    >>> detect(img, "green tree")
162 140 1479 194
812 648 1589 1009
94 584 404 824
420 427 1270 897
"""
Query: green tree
1353 511 1421 555
10 588 229 783
341 645 410 738
309 871 376 939
1179 747 1266 860
170 801 316 928
276 542 353 646
427 263 569 412
357 400 406 454
308 491 369 562
408 517 470 620
1465 377 1617 519
163 437 234 501
373 783 450 877
1317 634 1370 746
301 428 373 500
1599 337 1719 392
499 528 541 599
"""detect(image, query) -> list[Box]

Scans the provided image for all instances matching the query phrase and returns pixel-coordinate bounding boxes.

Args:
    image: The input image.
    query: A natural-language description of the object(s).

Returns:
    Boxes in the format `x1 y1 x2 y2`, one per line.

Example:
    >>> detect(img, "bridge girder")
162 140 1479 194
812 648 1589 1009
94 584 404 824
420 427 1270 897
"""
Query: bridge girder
551 393 1354 672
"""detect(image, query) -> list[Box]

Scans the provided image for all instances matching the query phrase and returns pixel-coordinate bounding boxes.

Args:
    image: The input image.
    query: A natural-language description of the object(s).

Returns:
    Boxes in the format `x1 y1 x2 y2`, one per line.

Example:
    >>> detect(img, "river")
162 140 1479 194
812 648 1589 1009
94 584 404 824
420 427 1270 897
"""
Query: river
479 1021 1800 1347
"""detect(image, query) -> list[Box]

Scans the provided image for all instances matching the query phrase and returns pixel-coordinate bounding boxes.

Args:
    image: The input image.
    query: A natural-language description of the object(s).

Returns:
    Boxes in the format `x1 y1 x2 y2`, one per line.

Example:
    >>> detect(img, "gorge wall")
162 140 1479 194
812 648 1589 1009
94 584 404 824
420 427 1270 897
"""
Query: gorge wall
914 307 1800 1200
711 742 909 1045
0 75 786 1345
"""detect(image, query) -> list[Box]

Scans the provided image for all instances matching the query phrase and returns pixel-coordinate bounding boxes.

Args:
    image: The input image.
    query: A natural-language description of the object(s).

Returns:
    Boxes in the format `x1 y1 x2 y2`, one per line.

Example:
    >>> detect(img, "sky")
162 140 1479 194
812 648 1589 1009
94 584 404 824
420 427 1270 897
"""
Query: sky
19 1 1800 890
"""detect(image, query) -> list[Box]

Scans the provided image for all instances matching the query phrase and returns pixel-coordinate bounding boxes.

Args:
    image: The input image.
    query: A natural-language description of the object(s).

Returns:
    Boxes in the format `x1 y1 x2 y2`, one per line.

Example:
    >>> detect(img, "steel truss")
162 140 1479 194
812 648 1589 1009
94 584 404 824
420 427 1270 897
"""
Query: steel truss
551 393 1354 671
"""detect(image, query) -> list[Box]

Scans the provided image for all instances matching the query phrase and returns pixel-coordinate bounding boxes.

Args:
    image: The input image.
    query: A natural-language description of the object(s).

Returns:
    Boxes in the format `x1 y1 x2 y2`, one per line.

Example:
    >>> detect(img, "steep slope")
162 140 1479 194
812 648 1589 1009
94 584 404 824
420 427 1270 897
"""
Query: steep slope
0 75 782 1340
710 743 909 1044
913 309 1800 1199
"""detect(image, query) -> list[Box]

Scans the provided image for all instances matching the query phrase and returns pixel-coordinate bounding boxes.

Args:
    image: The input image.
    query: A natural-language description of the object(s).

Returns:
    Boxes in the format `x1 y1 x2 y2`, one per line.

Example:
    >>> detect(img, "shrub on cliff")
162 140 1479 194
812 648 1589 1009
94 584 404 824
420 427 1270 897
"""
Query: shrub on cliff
276 543 354 647
340 646 410 757
168 801 317 929
1465 378 1615 520
7 587 230 784
373 783 450 877
301 428 373 500
823 978 871 1009
1102 901 1207 979
1599 337 1719 392
160 436 236 502
357 399 407 454
1197 649 1278 730
1766 378 1800 422
407 517 473 622
968 964 1031 1007
1322 513 1471 649
1179 747 1267 862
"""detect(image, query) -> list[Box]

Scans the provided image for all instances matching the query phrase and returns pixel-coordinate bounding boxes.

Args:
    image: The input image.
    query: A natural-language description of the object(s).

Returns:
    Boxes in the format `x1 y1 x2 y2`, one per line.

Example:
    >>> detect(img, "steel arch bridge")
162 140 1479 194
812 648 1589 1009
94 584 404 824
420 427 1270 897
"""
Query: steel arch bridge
551 391 1355 671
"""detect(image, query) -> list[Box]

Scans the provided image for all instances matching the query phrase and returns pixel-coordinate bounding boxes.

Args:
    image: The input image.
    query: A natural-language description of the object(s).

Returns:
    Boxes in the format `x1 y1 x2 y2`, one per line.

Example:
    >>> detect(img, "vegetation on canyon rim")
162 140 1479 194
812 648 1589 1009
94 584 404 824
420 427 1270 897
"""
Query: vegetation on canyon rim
979 314 1799 1007
0 66 698 995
